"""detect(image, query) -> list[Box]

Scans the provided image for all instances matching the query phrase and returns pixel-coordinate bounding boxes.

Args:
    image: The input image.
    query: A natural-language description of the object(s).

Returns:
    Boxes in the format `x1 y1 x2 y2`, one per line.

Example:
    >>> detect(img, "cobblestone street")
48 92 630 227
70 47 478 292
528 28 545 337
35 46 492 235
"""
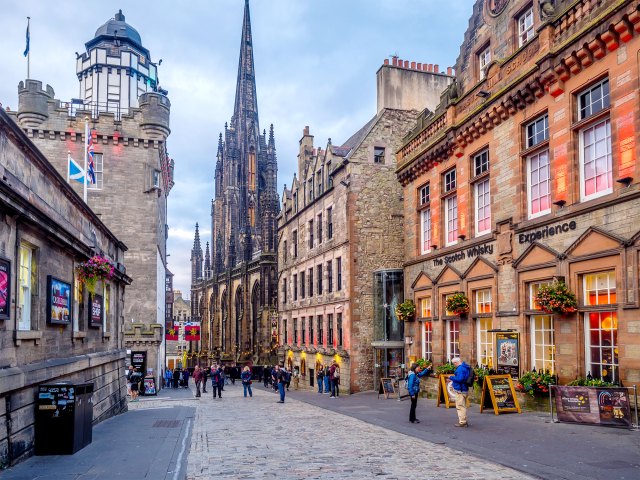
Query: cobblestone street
130 384 533 480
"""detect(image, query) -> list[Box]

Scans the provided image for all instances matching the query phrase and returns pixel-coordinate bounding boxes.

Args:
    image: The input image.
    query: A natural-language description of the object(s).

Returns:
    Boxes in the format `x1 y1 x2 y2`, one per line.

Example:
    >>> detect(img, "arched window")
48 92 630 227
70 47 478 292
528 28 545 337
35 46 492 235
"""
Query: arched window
251 282 260 352
235 286 244 349
220 289 228 350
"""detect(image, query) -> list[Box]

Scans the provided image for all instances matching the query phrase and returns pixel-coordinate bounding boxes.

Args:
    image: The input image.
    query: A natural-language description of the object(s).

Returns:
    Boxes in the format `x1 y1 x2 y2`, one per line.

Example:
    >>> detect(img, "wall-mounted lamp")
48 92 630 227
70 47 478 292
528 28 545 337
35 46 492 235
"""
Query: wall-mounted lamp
616 176 633 187
458 234 466 241
476 90 490 98
431 244 438 250
553 199 566 207
405 336 414 345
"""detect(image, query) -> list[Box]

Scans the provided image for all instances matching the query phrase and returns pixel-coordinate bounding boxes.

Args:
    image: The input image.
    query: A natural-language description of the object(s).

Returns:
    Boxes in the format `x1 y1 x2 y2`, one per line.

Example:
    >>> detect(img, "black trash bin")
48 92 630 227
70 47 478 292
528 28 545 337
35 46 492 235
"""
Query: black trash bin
35 382 94 455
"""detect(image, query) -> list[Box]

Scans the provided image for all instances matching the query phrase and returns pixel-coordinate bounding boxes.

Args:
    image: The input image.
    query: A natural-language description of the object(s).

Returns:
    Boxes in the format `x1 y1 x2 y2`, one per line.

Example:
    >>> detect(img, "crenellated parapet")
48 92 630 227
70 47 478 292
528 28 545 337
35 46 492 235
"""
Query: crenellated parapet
17 79 55 128
138 92 171 140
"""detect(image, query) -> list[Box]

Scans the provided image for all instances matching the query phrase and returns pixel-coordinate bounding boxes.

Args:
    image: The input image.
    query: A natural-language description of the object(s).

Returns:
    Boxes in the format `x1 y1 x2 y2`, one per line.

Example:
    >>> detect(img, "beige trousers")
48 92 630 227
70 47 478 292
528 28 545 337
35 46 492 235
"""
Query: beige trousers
455 391 469 425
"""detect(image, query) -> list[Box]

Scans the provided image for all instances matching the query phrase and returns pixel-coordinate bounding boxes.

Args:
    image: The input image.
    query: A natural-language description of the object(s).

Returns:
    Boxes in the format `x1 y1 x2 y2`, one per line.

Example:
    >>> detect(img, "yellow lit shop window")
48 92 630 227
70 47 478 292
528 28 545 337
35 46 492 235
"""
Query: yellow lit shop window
584 271 616 306
475 288 492 314
420 297 431 317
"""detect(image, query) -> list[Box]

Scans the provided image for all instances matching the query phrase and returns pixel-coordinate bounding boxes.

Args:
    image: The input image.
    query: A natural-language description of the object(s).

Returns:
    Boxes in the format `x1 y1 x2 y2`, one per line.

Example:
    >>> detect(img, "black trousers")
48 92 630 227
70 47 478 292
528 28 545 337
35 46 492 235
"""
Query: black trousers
409 396 418 422
212 384 222 398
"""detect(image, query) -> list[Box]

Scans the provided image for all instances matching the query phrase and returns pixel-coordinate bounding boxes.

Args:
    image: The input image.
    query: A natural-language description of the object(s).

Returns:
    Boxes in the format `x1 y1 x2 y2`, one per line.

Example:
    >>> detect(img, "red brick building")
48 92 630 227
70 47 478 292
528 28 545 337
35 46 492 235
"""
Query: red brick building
397 0 640 386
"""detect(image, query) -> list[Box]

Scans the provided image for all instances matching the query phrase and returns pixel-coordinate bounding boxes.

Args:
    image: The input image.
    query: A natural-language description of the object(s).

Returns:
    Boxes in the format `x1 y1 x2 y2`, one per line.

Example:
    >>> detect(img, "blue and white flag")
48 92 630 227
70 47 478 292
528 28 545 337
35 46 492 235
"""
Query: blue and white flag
23 20 30 57
68 155 85 184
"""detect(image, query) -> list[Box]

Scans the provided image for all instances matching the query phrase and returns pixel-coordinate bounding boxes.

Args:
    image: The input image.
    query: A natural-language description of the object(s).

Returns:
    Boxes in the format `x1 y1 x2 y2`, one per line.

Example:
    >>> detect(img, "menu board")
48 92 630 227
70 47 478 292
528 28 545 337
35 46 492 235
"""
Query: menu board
496 332 519 380
437 374 456 408
553 386 632 428
143 377 157 396
0 258 10 320
89 293 103 328
46 276 71 325
378 378 395 399
131 351 147 373
480 375 521 415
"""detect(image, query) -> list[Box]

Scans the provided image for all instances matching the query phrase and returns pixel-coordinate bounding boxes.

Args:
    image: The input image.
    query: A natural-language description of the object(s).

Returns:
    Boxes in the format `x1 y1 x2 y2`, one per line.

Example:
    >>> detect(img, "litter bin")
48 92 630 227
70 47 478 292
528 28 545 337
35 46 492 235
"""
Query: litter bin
35 382 94 455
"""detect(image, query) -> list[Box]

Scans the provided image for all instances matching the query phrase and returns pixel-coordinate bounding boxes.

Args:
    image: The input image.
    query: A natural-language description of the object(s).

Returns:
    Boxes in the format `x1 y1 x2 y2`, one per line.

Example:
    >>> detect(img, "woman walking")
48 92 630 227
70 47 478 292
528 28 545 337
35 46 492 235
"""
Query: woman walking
129 367 142 402
407 362 432 423
241 366 253 398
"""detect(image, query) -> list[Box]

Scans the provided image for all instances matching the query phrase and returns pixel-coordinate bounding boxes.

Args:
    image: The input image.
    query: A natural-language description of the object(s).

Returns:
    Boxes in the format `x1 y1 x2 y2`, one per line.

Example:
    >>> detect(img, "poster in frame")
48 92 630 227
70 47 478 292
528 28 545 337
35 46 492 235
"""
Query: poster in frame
0 258 10 320
46 275 72 325
89 293 103 328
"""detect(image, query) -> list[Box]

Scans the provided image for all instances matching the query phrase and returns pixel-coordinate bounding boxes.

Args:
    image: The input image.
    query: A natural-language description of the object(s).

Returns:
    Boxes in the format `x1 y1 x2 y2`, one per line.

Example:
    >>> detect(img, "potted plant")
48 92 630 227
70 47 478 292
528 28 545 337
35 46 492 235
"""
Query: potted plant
435 362 455 375
445 292 470 316
516 370 556 397
534 280 577 315
76 254 115 293
567 377 615 387
395 299 416 321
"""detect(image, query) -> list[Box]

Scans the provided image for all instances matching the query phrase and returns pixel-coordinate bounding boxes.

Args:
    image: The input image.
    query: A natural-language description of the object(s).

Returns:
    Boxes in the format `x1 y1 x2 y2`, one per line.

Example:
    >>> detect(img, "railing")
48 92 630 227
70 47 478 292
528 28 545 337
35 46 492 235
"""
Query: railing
59 100 126 121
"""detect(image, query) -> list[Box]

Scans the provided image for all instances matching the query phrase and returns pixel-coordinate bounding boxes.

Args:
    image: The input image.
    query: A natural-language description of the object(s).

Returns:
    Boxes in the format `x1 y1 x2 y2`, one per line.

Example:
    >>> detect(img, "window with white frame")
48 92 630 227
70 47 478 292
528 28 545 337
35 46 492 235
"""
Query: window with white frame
87 153 104 190
73 277 83 332
584 271 616 305
518 7 534 47
529 281 551 310
421 209 432 254
474 150 489 176
477 317 494 368
444 293 457 316
531 315 555 374
420 296 432 318
18 243 36 330
422 321 433 361
104 284 110 330
478 46 491 80
585 311 618 382
444 169 456 192
475 288 492 314
527 150 551 218
374 146 385 164
447 319 460 360
419 184 430 206
445 195 458 246
475 179 491 236
526 114 549 148
578 79 612 201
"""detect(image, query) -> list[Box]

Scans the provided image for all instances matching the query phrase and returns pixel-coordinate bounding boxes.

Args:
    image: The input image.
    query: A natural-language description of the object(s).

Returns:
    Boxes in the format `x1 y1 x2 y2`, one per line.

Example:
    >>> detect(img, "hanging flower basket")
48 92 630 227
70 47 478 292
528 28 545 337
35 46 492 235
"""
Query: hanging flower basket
534 280 577 315
446 292 470 316
76 255 115 293
395 300 416 321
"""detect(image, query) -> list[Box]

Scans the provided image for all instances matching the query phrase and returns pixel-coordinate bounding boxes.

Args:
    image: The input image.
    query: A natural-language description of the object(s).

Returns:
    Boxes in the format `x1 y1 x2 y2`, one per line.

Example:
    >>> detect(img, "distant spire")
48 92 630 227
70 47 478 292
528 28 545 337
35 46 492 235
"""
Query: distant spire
268 123 275 147
204 242 211 277
232 0 259 140
192 222 202 251
217 133 223 154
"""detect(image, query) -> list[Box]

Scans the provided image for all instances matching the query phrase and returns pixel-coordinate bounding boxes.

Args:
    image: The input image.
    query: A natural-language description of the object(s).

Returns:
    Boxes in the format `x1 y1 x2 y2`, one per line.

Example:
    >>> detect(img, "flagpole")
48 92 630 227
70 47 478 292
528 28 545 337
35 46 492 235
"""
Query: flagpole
83 119 88 203
26 17 30 79
67 151 70 183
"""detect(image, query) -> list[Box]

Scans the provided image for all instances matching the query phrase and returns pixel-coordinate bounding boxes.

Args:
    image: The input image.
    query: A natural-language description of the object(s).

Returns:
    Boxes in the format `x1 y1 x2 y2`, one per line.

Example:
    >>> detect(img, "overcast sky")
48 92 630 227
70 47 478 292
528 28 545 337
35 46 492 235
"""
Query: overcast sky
1 0 474 298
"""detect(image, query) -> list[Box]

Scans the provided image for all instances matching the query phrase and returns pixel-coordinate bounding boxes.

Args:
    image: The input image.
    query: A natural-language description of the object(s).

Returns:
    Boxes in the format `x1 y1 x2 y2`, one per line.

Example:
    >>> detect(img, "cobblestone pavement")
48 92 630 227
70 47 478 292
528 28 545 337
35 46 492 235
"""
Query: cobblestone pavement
131 384 535 480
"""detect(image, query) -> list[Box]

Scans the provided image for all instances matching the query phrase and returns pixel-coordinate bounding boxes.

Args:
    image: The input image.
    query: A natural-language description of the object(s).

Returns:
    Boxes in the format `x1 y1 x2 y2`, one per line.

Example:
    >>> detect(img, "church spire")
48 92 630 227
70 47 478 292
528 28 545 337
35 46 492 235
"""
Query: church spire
232 0 259 136
204 242 211 278
191 223 203 284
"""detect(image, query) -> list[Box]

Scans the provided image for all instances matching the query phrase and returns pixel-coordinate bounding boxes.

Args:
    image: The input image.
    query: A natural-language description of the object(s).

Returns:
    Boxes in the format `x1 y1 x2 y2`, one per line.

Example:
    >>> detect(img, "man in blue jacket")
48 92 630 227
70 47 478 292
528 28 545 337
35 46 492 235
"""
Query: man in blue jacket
449 357 472 427
407 363 432 423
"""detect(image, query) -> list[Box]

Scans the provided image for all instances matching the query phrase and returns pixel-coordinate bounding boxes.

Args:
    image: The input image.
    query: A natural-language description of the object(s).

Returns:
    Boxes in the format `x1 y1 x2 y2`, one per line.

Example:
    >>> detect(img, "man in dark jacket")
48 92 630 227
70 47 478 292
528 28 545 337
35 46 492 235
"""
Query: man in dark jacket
449 357 472 427
211 365 223 399
407 363 432 423
193 366 203 397
316 367 324 394
275 365 286 403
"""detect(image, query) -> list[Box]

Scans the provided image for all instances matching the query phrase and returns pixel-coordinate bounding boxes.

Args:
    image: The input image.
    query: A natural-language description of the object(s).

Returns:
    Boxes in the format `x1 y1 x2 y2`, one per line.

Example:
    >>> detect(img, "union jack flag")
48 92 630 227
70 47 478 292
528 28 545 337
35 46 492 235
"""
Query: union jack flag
87 131 96 185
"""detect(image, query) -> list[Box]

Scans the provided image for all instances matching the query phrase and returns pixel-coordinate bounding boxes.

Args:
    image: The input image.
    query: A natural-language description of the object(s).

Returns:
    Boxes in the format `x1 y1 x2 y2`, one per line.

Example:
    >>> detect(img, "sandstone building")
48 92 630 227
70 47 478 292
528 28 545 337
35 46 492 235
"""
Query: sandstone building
190 0 279 366
9 11 173 387
278 60 453 392
0 108 131 464
165 289 191 370
397 0 640 387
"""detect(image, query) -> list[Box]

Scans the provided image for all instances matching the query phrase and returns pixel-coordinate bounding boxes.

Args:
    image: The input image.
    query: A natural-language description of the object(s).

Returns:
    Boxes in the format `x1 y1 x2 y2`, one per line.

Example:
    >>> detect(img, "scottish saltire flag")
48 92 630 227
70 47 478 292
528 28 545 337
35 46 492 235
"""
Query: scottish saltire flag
23 21 30 57
68 156 85 184
87 131 96 184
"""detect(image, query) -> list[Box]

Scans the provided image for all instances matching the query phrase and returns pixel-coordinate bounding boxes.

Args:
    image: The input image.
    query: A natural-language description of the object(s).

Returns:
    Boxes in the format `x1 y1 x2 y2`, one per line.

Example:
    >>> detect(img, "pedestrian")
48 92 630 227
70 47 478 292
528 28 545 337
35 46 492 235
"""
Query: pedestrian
182 368 190 388
285 366 292 391
202 366 209 393
211 364 223 399
126 365 134 397
193 365 203 398
316 366 324 393
164 368 172 389
449 357 472 427
329 361 340 398
129 367 142 402
173 368 180 389
271 365 278 392
241 366 253 398
324 365 331 394
275 365 286 403
407 362 432 423
263 365 270 388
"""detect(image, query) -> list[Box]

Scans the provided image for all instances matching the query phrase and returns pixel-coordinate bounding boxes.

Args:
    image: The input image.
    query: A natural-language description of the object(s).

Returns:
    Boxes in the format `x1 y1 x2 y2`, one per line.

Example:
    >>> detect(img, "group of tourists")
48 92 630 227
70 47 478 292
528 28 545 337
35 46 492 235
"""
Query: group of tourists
406 356 471 427
164 367 191 389
315 361 341 398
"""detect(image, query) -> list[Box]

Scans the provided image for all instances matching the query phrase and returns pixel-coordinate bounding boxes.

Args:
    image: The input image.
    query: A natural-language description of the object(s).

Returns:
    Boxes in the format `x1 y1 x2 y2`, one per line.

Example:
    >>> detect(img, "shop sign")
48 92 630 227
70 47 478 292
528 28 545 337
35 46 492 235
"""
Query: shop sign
46 276 71 325
518 221 577 244
433 243 494 267
553 386 632 428
131 351 147 373
89 293 103 328
0 258 10 320
496 332 519 380
480 375 521 415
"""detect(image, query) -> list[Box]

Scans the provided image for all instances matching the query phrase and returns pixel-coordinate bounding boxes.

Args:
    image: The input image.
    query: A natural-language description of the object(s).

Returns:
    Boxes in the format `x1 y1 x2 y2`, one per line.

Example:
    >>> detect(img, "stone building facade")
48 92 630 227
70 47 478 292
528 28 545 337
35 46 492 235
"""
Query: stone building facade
191 0 279 366
397 0 640 387
0 108 131 465
9 11 173 388
165 290 191 370
278 61 453 393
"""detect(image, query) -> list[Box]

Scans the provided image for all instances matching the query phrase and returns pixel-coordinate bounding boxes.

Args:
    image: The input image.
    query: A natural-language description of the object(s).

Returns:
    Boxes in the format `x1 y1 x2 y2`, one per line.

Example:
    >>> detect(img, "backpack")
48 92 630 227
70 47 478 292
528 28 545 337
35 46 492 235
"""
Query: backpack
465 366 475 387
333 368 340 379
284 371 292 383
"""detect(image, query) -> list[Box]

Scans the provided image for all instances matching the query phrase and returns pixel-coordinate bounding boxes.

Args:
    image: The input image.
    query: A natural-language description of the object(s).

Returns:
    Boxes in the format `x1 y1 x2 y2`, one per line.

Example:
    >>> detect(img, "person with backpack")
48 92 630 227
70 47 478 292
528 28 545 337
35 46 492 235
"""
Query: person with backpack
241 366 253 398
329 361 340 398
449 357 474 427
275 365 286 403
211 364 223 399
316 366 324 393
129 367 142 402
407 362 432 424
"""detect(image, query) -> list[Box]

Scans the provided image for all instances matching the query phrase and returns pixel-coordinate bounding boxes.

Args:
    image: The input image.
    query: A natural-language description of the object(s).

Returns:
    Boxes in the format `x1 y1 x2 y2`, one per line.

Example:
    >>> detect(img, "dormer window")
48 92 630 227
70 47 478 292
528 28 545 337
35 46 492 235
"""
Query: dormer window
478 46 491 80
518 7 534 47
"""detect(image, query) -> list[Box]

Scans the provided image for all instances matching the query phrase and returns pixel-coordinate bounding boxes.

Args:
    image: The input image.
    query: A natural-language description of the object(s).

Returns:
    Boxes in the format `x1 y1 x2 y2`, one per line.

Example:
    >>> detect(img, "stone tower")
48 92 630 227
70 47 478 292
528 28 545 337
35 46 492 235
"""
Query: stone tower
13 10 172 387
191 0 279 366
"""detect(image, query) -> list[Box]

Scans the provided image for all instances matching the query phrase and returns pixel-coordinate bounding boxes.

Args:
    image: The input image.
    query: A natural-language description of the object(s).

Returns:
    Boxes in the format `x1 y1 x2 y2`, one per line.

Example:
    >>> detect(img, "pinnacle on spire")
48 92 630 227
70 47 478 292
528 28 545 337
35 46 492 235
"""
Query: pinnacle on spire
218 133 223 154
204 241 211 274
269 123 275 146
193 223 202 251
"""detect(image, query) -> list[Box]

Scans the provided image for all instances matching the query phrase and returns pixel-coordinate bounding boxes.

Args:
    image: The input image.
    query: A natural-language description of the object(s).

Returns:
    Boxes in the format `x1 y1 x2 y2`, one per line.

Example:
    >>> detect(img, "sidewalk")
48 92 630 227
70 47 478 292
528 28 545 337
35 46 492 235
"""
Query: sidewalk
2 387 196 480
283 387 640 480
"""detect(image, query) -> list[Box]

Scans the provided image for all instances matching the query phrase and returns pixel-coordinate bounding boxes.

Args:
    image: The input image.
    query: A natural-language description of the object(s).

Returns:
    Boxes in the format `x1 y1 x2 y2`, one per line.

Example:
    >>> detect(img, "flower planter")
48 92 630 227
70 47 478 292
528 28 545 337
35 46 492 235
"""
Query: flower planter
516 392 551 412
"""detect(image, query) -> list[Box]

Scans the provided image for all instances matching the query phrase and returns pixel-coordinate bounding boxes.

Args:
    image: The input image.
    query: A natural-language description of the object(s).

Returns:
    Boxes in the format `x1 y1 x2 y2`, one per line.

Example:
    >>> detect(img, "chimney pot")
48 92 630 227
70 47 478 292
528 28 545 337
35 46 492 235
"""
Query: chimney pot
447 67 453 76
411 61 416 69
434 64 439 73
384 59 389 65
422 64 428 71
404 60 409 68
417 63 422 70
392 57 398 66
427 64 433 72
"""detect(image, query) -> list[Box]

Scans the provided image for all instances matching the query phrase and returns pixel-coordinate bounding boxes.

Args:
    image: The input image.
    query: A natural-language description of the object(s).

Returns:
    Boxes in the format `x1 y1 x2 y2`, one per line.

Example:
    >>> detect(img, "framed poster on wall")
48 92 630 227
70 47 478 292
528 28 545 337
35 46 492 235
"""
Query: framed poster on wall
46 276 71 325
496 332 519 380
0 258 10 320
89 293 103 328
